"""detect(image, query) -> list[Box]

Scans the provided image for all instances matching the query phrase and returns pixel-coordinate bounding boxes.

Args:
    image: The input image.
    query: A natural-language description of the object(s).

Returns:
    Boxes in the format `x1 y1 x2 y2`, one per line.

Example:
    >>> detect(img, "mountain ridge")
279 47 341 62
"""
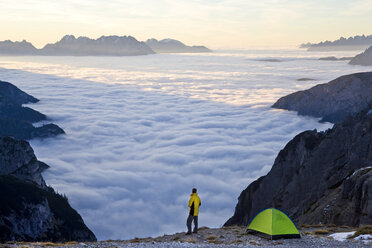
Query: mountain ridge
300 34 372 51
0 35 211 56
145 38 211 53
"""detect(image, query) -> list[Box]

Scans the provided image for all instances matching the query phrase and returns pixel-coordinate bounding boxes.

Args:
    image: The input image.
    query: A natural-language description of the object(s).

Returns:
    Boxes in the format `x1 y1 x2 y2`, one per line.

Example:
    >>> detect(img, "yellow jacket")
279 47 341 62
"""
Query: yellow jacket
188 193 201 216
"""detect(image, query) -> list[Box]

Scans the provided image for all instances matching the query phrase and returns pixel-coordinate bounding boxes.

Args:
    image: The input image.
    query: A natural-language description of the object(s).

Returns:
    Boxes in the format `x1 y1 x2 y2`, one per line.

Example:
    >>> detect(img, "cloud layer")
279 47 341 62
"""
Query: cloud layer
0 51 370 240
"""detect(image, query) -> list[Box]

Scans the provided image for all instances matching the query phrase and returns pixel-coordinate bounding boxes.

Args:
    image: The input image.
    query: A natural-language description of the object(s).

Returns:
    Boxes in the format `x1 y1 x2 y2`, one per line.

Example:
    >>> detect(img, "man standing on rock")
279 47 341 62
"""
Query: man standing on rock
186 188 201 235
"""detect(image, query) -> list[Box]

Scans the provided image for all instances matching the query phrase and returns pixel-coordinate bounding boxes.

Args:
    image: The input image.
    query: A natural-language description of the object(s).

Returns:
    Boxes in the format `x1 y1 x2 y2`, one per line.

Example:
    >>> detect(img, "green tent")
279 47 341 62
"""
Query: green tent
247 208 301 240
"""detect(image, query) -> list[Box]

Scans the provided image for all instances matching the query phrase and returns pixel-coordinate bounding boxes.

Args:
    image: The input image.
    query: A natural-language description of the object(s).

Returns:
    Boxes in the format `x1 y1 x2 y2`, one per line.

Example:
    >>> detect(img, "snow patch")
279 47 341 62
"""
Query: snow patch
355 234 372 244
329 231 355 241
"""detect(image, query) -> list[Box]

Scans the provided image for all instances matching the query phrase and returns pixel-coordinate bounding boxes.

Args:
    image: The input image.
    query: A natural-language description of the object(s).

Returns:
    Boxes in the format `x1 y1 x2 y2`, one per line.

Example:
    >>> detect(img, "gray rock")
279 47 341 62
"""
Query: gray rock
349 46 372 66
225 107 372 227
272 72 372 123
0 136 49 188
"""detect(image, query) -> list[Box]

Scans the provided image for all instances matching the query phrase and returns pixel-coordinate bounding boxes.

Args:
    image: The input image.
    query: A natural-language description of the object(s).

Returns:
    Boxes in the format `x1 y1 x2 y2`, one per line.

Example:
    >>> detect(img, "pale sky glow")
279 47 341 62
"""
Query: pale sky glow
1 0 372 49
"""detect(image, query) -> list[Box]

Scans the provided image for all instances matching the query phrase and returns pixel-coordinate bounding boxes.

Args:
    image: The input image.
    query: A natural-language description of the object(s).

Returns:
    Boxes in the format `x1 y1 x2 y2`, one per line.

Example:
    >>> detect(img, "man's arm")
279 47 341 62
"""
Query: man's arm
188 197 193 207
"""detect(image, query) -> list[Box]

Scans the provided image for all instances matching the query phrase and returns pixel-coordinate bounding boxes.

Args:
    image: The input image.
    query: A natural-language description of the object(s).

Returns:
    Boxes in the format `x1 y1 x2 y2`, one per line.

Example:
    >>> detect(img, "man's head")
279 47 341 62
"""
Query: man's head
192 188 197 193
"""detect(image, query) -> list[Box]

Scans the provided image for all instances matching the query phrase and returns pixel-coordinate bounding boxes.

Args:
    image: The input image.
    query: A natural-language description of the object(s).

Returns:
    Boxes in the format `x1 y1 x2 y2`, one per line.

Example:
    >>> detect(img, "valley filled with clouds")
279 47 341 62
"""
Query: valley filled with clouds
0 51 370 240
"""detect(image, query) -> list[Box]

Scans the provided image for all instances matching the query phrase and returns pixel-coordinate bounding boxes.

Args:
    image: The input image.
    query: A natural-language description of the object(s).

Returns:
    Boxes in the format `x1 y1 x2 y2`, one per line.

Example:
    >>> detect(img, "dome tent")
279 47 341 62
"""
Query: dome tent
247 208 301 240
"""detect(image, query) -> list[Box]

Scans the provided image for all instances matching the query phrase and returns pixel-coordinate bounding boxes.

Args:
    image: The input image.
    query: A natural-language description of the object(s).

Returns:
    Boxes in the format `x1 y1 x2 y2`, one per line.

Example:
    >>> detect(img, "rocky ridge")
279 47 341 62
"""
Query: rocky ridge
349 45 372 66
0 80 65 139
225 106 372 228
272 71 372 123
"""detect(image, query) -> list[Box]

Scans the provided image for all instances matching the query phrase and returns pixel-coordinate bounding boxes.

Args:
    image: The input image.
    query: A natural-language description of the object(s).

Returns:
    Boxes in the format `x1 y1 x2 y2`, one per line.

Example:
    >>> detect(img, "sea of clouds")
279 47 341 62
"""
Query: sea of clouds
0 50 371 240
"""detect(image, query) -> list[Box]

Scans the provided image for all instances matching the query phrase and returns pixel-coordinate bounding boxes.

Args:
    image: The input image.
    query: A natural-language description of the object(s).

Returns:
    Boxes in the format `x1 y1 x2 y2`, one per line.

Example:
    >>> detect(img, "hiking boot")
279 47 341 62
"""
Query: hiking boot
186 232 192 235
193 230 198 233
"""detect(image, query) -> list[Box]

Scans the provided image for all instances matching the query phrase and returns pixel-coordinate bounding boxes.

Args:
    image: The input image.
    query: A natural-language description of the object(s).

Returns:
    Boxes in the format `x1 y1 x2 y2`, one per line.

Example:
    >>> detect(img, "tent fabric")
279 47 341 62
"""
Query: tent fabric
247 208 301 239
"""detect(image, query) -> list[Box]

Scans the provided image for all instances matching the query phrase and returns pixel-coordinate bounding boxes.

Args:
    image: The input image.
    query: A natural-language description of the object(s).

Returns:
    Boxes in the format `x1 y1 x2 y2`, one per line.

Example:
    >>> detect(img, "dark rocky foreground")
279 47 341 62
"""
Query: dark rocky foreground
349 45 372 66
225 107 372 228
0 136 96 242
272 71 372 123
0 80 65 139
1 226 370 247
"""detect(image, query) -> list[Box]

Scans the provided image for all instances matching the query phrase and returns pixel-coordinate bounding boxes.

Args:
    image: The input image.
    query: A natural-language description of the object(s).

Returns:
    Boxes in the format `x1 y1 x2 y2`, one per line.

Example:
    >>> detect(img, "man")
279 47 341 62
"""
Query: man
186 188 201 235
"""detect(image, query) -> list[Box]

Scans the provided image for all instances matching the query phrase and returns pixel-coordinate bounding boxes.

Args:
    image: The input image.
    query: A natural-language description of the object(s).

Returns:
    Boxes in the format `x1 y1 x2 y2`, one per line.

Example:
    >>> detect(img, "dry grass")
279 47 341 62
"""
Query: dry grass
183 237 196 243
222 225 240 230
207 240 223 244
237 233 244 238
300 224 324 228
64 241 78 245
233 239 243 244
40 242 65 247
313 229 330 235
198 226 209 230
206 235 217 240
349 225 372 239
172 236 180 241
249 240 263 246
129 237 141 243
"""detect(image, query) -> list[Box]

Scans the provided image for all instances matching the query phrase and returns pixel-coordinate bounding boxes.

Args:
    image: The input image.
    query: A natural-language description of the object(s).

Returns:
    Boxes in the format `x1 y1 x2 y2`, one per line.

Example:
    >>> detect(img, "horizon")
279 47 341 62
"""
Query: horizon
1 0 372 50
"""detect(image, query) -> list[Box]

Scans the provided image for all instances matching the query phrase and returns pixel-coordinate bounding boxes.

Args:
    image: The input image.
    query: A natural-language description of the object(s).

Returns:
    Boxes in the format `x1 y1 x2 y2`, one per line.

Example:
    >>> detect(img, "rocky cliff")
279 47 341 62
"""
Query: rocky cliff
145 38 211 53
0 80 65 139
40 35 154 56
272 72 372 123
0 136 96 242
349 46 372 66
225 107 372 227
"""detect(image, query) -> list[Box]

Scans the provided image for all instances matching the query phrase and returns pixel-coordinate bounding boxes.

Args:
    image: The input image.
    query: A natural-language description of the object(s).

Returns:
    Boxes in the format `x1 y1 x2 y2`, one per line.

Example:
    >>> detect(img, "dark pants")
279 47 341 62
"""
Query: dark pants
187 214 198 233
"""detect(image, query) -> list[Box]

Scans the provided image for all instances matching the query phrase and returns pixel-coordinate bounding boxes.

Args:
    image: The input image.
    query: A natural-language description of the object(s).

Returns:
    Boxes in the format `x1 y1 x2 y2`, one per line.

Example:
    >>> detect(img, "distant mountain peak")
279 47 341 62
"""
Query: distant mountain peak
61 34 76 41
145 38 211 53
301 34 372 51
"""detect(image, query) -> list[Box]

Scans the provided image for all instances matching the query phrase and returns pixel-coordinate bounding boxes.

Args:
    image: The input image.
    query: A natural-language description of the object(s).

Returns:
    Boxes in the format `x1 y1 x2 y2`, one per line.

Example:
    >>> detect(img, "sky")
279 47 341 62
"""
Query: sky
1 0 372 49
